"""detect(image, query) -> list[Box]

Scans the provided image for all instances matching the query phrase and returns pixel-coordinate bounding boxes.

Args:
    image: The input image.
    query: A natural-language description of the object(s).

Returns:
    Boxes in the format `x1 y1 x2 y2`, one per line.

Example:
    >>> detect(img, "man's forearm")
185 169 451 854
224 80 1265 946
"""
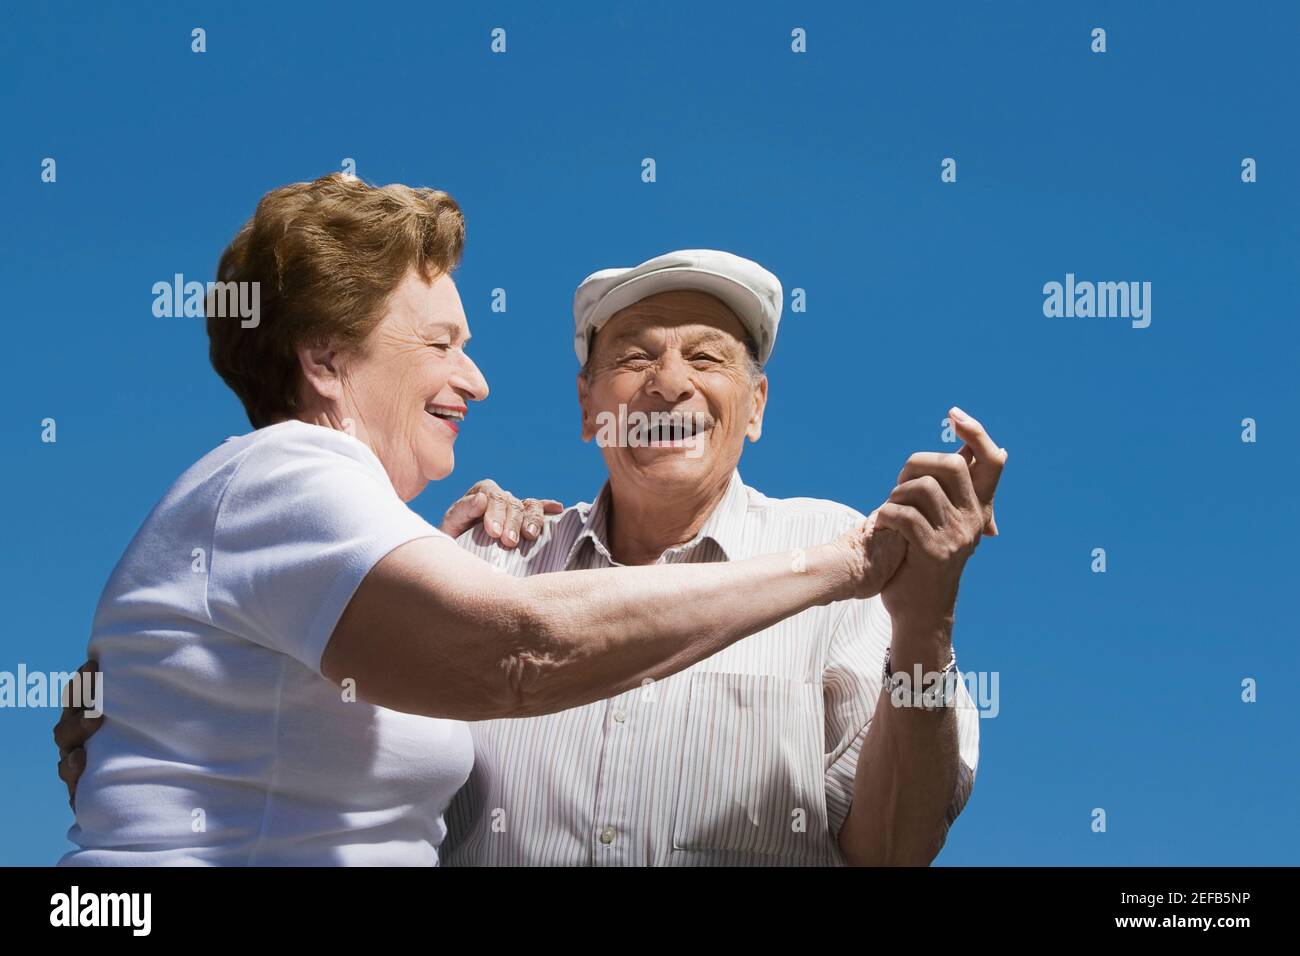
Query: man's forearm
836 409 1004 864
837 616 962 866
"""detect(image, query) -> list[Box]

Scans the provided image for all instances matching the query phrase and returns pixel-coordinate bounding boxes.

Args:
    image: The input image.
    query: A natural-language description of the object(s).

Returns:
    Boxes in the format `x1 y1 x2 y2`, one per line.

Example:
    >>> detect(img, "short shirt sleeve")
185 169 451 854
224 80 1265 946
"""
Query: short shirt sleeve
205 423 446 674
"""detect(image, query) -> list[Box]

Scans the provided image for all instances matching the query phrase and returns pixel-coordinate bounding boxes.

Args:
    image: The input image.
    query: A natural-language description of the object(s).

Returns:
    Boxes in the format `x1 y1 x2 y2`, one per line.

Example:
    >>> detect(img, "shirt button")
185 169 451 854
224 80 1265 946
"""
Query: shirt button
612 710 627 723
599 827 616 845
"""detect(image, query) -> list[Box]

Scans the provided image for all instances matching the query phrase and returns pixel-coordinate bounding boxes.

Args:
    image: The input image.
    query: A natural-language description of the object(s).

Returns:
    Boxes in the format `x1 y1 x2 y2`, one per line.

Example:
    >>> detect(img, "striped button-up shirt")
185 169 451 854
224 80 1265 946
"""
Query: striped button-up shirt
442 471 980 866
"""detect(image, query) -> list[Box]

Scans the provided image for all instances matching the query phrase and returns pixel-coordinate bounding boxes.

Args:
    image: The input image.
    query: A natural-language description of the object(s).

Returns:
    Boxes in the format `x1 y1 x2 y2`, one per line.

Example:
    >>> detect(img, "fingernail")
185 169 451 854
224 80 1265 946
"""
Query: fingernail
503 530 516 543
526 523 539 536
950 406 969 423
490 521 502 536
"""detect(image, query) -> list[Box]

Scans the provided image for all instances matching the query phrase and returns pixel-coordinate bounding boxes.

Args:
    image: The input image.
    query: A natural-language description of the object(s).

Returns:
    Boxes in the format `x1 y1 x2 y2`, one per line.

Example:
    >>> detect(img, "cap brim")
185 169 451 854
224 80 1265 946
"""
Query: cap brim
583 267 772 364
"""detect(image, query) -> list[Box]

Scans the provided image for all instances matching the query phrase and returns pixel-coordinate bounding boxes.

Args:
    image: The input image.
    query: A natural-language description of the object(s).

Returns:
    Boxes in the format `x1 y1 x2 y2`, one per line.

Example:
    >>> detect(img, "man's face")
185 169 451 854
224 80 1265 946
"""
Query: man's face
578 290 767 499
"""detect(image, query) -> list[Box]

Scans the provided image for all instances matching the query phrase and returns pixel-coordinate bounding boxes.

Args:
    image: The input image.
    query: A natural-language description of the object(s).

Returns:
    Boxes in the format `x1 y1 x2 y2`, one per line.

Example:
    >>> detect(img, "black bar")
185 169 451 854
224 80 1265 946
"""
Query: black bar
0 866 1284 941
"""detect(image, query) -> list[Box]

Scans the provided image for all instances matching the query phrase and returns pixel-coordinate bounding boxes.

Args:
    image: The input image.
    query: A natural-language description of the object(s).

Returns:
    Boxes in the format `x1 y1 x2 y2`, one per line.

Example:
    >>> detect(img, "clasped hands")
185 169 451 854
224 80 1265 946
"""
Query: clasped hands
841 406 1007 634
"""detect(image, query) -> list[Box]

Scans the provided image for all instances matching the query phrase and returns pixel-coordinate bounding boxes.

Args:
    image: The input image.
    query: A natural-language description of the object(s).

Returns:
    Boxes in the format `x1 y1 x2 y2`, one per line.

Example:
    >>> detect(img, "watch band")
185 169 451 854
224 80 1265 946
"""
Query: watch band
882 646 959 710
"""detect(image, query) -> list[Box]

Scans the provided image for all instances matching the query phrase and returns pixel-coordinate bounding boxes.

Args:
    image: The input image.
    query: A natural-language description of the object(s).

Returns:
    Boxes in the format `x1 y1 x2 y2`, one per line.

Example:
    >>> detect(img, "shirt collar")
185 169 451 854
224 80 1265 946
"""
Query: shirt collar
564 470 750 569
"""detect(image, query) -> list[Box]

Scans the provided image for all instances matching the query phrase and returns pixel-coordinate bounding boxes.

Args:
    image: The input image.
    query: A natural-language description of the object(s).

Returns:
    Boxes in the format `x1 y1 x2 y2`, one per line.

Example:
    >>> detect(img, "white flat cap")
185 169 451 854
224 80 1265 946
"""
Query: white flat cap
573 249 783 366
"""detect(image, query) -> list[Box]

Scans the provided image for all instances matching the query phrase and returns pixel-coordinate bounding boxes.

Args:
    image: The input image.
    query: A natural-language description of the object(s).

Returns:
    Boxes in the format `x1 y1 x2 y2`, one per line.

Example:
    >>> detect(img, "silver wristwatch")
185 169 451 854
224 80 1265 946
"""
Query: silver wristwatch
882 646 960 710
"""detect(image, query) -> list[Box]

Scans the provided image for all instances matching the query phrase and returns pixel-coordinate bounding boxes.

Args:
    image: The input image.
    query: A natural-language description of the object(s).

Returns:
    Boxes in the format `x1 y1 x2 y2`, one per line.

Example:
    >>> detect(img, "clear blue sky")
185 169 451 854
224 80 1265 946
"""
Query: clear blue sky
1 1 1296 865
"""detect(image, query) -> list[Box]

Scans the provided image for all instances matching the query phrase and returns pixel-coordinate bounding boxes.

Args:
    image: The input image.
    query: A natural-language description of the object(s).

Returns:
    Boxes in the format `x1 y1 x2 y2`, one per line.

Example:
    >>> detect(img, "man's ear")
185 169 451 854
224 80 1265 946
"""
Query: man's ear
577 372 596 442
746 373 768 443
297 342 344 403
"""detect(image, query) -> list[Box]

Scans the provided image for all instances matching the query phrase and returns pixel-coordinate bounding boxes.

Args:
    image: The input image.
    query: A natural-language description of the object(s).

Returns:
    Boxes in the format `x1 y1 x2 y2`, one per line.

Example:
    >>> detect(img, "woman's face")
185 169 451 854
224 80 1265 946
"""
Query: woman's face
304 270 488 500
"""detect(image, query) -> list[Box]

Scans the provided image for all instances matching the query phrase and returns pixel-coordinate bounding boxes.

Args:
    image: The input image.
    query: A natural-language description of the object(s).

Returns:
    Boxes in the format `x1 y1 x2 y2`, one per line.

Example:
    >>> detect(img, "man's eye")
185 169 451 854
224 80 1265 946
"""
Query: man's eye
430 342 453 352
690 354 722 364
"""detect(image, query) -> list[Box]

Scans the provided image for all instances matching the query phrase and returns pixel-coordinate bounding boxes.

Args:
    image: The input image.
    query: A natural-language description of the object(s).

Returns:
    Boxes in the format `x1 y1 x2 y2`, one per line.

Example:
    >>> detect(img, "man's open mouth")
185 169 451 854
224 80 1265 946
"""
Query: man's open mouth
636 412 710 445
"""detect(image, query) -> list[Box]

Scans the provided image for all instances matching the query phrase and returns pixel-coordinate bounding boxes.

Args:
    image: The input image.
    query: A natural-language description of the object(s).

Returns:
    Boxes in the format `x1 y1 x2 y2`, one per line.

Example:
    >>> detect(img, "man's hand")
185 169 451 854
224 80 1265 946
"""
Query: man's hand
54 659 101 809
440 479 564 549
875 407 1007 629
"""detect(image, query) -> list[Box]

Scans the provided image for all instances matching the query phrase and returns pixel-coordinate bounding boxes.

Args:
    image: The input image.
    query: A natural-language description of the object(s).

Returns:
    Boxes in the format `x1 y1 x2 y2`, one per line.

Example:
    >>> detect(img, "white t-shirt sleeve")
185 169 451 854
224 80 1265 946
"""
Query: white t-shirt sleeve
205 425 446 674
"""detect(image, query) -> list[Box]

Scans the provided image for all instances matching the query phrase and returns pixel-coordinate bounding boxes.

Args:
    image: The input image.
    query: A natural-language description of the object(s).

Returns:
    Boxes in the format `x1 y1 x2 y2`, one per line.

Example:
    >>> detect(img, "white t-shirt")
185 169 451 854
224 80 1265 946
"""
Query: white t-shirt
59 420 474 866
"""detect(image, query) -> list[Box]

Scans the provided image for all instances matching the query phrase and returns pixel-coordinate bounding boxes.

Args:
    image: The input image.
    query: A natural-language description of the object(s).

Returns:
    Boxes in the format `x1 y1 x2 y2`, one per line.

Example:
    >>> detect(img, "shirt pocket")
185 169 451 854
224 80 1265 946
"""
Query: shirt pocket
670 671 829 861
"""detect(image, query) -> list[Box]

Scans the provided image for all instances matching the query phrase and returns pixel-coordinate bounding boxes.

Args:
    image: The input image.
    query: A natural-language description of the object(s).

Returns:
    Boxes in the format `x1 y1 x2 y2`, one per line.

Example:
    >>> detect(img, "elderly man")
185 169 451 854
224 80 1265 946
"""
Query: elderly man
440 250 1003 866
55 249 1004 866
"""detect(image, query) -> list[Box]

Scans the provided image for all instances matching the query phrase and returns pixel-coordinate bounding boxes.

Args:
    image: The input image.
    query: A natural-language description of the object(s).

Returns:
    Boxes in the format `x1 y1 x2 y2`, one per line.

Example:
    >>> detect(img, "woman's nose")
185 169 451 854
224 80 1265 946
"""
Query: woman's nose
452 351 489 402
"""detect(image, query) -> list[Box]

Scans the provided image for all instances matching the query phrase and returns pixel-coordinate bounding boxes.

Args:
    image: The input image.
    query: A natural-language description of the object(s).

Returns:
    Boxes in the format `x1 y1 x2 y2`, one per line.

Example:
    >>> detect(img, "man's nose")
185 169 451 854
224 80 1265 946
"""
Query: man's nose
451 350 489 402
645 353 694 404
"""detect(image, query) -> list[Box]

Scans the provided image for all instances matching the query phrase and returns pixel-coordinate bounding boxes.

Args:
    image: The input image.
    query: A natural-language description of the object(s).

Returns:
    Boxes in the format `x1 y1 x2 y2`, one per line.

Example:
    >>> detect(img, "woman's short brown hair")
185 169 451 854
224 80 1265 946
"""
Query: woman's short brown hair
207 173 465 427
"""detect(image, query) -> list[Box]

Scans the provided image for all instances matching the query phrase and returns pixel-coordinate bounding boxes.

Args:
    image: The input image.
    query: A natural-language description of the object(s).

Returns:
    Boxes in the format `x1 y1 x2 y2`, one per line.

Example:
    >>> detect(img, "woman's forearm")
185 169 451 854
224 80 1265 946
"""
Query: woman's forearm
502 542 855 717
324 523 900 722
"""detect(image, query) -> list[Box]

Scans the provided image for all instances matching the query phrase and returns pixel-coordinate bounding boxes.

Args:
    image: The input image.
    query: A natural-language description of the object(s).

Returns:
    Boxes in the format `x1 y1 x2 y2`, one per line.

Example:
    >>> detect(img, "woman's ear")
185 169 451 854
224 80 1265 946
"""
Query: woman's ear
297 342 345 403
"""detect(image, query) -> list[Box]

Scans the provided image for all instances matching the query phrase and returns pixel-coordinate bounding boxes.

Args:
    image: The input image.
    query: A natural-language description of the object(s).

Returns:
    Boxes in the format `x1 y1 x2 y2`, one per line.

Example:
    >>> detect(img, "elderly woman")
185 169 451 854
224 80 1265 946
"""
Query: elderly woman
57 174 903 866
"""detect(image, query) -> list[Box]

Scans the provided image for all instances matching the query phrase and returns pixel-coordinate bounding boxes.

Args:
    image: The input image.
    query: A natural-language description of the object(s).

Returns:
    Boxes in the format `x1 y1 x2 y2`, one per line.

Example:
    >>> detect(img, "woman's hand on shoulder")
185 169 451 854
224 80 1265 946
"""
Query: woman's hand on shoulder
440 479 563 549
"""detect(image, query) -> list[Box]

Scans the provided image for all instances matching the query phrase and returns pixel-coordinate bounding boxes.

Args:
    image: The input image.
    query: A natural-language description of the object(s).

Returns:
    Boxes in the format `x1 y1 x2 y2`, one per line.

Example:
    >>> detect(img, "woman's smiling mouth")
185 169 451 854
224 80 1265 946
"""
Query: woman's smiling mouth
427 403 467 434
